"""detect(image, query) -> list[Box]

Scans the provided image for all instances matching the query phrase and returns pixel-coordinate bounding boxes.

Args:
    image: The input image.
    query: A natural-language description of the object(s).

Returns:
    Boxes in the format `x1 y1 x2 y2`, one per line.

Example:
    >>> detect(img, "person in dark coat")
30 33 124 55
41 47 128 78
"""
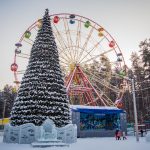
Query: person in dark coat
140 129 144 137
115 129 119 140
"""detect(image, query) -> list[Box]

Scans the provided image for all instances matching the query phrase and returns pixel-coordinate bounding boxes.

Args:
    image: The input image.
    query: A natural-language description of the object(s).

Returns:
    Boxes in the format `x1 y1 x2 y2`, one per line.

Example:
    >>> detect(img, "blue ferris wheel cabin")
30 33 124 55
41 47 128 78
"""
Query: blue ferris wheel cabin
70 105 126 137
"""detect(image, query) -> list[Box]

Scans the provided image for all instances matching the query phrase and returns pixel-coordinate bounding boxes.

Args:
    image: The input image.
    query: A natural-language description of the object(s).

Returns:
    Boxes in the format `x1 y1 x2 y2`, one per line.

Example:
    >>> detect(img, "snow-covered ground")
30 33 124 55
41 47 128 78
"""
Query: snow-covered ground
0 135 149 150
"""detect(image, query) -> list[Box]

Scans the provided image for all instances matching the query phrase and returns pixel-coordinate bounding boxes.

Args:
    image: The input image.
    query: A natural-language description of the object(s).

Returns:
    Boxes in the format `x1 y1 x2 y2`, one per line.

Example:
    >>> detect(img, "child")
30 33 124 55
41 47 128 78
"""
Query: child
122 131 127 140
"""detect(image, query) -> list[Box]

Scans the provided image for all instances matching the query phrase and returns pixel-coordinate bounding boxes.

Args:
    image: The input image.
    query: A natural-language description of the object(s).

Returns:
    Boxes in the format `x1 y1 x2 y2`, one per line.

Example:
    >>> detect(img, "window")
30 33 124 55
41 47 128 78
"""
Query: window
80 112 120 130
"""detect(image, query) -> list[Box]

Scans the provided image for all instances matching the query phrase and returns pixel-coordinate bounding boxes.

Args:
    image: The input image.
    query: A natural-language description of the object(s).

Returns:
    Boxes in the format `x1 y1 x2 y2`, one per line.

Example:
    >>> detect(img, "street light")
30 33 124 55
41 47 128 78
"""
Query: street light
131 78 139 142
124 77 139 142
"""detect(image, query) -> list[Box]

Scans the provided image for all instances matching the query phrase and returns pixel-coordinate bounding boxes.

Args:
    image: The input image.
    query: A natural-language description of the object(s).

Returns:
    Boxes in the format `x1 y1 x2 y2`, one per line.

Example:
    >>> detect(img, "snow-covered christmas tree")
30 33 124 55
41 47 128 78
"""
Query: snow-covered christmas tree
10 9 70 127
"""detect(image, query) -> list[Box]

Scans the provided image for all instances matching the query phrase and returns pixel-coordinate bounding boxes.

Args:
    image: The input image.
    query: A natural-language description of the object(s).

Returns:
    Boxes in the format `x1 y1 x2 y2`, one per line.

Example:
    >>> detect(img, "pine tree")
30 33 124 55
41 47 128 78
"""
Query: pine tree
10 9 71 127
139 39 150 120
130 52 145 122
0 85 16 118
139 39 150 79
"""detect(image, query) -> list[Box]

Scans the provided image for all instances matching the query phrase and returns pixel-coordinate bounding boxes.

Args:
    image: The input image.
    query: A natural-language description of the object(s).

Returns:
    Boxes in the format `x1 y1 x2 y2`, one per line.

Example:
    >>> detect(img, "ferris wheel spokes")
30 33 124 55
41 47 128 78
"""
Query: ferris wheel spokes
76 25 95 63
62 18 75 61
78 36 109 64
82 68 120 94
80 48 115 65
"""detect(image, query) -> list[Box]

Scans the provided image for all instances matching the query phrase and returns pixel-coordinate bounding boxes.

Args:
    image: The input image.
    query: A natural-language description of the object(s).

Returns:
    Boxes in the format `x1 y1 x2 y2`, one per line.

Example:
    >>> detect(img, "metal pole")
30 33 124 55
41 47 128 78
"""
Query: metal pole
131 78 139 142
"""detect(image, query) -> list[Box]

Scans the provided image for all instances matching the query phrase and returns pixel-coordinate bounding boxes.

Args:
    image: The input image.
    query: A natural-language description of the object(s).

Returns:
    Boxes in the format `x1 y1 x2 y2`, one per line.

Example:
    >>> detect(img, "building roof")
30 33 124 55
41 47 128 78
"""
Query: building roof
70 105 124 114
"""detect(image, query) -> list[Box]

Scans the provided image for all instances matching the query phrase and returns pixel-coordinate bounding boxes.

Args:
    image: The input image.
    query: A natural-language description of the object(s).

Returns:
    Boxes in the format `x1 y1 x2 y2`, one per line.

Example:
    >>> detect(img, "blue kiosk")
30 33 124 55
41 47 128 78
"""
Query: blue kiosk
71 105 126 137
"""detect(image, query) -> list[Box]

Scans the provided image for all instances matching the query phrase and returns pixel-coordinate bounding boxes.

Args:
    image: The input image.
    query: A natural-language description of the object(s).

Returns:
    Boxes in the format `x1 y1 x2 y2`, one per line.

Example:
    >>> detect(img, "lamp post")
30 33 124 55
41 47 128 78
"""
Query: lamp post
131 78 139 142
124 77 139 142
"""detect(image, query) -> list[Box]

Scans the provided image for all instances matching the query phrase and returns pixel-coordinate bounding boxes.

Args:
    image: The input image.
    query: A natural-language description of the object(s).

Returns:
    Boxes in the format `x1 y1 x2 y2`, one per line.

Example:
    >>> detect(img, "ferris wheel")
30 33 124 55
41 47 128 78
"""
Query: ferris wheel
11 13 128 107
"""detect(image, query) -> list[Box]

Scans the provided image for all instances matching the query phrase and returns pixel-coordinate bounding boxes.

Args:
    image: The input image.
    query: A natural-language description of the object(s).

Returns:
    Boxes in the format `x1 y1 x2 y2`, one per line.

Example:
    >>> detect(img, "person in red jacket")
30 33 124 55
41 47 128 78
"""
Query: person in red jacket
117 130 122 140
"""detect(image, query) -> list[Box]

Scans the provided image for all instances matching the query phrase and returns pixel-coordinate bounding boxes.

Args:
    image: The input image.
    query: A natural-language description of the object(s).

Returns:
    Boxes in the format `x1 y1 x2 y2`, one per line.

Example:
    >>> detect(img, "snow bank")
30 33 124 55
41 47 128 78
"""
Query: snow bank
0 135 149 150
146 131 150 142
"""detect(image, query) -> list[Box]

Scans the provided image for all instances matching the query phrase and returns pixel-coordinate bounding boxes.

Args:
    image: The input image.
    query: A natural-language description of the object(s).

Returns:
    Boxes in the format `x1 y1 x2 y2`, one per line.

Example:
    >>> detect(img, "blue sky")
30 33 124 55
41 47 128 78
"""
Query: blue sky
0 0 150 89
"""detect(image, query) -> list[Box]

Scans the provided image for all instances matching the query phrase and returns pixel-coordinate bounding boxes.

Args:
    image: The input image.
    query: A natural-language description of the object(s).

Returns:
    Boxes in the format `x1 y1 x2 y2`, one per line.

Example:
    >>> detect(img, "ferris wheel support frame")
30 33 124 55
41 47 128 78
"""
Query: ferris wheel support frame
66 64 108 106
